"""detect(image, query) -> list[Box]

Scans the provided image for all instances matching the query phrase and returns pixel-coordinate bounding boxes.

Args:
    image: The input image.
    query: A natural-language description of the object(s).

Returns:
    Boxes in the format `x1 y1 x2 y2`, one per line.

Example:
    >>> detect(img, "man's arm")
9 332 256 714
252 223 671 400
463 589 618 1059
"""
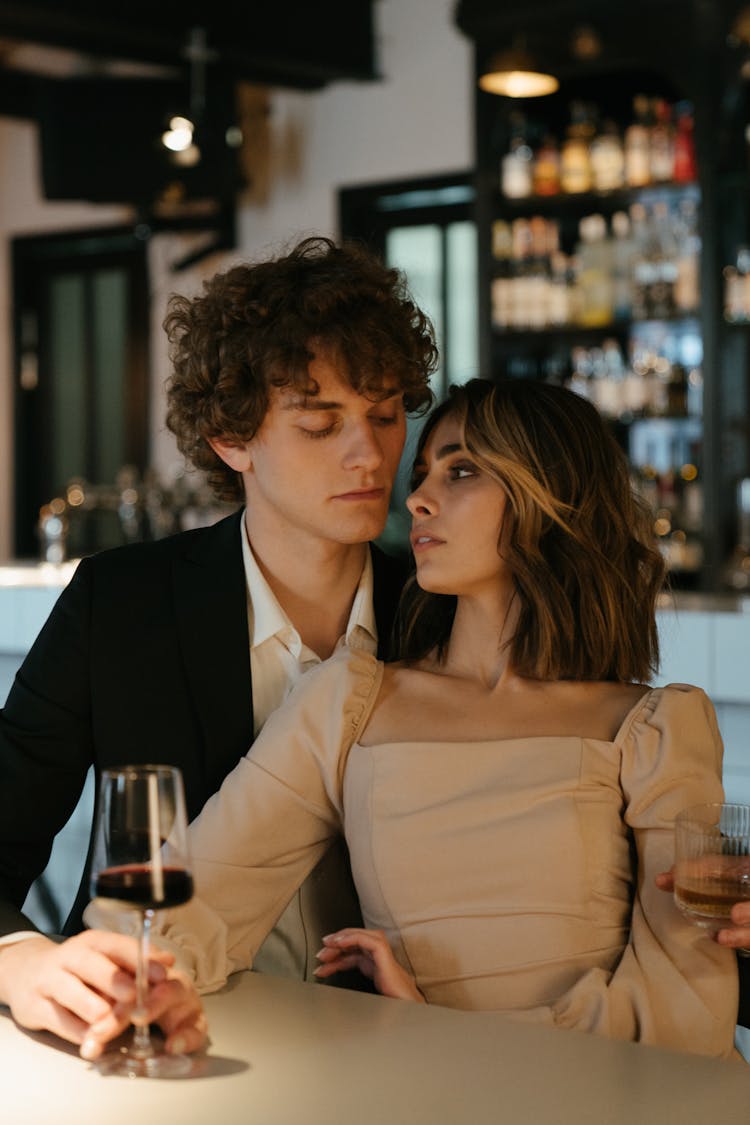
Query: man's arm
0 559 96 935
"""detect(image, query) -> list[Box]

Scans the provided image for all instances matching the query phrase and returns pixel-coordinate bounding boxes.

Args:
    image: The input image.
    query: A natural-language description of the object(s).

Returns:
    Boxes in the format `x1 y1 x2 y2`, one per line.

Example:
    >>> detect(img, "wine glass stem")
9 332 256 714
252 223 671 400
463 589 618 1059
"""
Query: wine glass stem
131 909 154 1059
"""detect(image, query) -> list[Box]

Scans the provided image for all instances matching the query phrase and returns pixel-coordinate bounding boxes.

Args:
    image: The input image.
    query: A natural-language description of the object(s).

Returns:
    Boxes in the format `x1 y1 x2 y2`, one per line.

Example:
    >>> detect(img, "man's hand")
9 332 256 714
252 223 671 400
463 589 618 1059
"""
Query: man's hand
315 927 425 1002
0 931 206 1059
80 964 208 1061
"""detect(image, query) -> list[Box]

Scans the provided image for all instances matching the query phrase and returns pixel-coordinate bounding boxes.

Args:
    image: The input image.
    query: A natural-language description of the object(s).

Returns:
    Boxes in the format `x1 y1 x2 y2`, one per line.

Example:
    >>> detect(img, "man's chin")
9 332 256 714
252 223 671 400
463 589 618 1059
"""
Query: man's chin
332 513 389 545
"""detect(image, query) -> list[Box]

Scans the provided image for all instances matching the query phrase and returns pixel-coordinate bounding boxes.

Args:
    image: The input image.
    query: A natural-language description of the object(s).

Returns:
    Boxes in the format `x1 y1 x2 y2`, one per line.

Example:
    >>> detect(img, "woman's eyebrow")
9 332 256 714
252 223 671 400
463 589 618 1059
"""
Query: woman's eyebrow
435 442 464 460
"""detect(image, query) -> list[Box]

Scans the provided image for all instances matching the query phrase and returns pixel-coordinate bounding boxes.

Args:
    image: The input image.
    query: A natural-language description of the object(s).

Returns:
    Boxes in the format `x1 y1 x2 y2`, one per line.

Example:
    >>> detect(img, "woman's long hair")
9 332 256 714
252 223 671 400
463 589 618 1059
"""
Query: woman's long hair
395 378 666 683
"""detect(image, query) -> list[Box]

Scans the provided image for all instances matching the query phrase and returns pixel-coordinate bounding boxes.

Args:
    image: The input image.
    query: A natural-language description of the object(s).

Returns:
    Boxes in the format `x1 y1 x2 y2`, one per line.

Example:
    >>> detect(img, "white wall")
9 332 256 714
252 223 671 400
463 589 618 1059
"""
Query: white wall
0 0 474 558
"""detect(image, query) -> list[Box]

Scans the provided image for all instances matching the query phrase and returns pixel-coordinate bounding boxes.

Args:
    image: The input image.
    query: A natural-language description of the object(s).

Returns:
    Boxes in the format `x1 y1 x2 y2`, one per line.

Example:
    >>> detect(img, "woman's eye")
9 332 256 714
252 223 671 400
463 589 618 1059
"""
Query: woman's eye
372 414 398 427
449 463 477 480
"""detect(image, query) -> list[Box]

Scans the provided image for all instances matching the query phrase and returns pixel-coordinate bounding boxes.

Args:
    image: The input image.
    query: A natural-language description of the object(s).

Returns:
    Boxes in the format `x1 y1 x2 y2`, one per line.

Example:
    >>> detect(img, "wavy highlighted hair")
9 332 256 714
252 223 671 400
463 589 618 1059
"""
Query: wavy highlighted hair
395 378 666 683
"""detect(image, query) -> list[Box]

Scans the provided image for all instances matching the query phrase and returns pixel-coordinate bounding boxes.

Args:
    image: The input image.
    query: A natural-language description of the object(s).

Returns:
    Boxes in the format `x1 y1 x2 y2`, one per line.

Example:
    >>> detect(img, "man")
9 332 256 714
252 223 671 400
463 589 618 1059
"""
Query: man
0 235 436 1055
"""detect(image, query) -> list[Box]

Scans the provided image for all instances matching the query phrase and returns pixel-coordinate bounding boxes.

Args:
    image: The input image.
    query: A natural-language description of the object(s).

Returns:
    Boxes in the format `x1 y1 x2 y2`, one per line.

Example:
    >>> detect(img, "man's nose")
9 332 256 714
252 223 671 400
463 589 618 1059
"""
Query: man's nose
342 421 384 470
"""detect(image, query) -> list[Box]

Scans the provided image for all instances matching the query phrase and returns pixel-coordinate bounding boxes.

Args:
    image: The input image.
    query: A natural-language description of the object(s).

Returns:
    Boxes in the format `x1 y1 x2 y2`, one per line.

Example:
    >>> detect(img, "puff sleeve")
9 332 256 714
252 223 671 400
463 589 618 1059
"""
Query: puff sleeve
149 648 383 993
524 684 739 1057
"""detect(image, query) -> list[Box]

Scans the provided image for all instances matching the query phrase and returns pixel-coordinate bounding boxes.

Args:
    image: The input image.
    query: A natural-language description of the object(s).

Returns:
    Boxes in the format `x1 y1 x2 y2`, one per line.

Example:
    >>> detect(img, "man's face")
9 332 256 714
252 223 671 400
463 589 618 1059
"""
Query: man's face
213 351 407 547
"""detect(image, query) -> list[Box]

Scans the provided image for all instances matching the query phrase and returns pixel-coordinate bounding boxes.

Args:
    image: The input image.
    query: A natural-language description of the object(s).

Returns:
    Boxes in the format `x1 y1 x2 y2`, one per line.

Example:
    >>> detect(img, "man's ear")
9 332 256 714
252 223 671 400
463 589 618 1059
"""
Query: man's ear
207 437 253 473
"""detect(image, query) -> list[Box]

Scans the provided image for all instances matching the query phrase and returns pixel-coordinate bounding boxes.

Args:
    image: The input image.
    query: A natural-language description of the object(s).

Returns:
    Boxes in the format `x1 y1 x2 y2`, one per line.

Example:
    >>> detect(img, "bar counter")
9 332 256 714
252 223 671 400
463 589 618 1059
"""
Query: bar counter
3 971 750 1125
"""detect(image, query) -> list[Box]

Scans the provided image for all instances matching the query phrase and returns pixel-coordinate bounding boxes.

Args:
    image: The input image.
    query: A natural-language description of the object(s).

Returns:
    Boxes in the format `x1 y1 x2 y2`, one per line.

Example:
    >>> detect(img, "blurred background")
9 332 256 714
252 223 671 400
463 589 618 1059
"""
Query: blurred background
4 0 750 945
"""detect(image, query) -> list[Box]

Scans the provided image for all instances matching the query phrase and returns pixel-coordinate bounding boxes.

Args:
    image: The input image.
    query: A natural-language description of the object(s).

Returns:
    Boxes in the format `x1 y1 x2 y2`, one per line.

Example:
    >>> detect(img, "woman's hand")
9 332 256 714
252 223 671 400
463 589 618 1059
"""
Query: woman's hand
314 927 425 1003
655 866 750 949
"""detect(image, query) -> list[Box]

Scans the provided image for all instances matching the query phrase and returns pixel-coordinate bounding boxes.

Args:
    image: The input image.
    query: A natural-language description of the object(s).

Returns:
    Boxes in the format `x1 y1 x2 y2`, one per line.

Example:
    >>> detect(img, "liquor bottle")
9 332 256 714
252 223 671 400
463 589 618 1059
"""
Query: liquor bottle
527 215 553 328
590 119 625 191
595 337 627 419
548 250 572 325
611 210 635 320
724 479 750 591
672 102 697 183
560 101 593 193
621 344 648 419
501 113 533 199
649 97 675 182
724 247 750 323
666 361 689 416
509 217 534 328
649 200 678 319
567 346 593 401
490 220 513 328
575 214 614 326
532 134 561 196
629 202 655 319
673 196 701 314
624 95 651 187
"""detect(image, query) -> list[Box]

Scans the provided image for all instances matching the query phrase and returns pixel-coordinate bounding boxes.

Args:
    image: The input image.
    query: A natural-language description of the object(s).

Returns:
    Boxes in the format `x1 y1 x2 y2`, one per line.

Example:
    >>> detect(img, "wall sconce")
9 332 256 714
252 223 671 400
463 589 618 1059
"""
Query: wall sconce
478 41 559 98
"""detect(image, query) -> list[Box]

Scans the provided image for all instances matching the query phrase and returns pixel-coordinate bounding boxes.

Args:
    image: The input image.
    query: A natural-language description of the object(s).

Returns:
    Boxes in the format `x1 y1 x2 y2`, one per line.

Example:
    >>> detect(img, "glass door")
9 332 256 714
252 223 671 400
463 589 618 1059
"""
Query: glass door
13 228 149 558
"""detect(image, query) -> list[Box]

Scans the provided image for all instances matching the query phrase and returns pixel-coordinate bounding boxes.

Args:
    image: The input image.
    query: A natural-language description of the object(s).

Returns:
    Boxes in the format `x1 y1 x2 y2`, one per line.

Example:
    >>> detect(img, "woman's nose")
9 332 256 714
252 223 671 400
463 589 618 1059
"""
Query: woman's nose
406 483 435 516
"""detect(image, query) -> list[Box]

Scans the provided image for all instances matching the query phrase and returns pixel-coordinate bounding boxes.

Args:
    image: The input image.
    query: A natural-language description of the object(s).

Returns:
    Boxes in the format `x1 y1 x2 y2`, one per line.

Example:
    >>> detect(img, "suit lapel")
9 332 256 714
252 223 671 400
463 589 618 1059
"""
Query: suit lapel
172 510 254 803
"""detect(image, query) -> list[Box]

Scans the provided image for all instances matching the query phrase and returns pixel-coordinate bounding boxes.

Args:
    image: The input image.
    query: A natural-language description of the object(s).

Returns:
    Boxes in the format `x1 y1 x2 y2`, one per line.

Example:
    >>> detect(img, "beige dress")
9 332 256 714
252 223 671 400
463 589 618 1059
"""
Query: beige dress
153 648 738 1057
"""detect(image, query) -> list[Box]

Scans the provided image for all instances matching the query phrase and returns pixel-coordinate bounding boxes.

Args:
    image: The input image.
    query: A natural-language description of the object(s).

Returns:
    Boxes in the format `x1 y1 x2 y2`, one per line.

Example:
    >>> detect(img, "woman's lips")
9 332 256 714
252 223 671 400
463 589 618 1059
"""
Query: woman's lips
411 532 445 551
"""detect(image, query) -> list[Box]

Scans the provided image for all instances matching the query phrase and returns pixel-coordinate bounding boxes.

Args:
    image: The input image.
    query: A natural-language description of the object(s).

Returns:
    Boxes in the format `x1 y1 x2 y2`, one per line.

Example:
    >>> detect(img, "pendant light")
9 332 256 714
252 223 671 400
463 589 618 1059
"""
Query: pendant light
478 40 558 98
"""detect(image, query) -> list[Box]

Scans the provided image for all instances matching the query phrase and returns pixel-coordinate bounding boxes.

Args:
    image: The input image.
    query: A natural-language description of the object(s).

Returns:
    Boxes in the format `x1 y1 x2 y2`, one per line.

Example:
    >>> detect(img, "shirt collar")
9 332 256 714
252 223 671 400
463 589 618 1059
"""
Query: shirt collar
240 510 377 652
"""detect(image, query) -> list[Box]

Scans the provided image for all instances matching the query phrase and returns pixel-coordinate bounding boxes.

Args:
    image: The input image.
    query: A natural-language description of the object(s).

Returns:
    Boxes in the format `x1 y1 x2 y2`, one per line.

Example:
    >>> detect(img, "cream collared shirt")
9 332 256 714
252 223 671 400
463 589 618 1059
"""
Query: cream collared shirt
241 515 377 737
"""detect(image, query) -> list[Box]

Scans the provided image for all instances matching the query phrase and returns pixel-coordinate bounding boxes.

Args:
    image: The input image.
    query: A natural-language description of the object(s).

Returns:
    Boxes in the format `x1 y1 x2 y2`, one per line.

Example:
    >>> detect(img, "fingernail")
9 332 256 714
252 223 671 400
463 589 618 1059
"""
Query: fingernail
80 1037 98 1060
170 1036 186 1055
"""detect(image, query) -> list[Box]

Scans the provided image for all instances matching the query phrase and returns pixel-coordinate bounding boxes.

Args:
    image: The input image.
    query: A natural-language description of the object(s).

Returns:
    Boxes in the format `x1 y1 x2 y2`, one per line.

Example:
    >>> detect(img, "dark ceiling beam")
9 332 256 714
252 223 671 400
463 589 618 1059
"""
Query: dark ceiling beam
0 1 378 88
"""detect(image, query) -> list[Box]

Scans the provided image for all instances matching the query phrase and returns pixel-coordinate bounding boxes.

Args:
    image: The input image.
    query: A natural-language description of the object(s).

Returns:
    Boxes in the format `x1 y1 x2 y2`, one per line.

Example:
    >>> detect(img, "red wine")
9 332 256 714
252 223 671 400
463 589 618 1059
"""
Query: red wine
95 864 193 910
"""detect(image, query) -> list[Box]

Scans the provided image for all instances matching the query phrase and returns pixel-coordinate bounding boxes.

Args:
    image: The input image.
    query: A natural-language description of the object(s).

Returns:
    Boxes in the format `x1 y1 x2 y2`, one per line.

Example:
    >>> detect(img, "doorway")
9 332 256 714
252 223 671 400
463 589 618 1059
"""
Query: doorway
12 226 150 558
339 172 478 553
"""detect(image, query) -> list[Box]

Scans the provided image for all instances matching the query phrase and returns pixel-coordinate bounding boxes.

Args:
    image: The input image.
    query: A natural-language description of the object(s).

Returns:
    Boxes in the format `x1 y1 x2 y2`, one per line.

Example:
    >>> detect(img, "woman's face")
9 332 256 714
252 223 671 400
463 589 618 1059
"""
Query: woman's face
406 413 510 598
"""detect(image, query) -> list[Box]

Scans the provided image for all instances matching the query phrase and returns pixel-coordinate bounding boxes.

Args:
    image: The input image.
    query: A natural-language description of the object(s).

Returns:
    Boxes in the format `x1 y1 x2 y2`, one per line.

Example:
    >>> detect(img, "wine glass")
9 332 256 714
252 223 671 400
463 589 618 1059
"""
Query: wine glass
90 764 194 1077
674 801 750 949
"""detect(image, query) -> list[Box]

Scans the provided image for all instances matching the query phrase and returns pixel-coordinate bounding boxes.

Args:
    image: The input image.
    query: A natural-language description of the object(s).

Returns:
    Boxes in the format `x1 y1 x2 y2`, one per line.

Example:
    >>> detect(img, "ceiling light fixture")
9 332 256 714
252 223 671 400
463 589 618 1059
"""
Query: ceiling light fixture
160 27 219 167
478 40 558 98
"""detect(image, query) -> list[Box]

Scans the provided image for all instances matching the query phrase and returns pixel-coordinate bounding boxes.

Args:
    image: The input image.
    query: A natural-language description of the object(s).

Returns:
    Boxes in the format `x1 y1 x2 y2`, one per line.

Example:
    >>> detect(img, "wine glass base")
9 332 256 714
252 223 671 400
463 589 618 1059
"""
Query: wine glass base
94 1048 195 1079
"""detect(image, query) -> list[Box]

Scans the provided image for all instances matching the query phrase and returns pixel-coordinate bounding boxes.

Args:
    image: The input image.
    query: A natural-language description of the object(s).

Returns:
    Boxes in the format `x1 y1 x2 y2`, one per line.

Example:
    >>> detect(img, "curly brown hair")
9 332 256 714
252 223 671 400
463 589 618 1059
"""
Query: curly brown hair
396 378 667 683
164 236 437 501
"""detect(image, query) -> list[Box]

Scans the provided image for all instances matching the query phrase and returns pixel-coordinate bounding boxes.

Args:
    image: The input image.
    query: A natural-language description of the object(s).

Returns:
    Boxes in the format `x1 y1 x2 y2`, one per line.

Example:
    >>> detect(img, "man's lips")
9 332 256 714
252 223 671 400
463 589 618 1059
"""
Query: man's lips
333 487 386 501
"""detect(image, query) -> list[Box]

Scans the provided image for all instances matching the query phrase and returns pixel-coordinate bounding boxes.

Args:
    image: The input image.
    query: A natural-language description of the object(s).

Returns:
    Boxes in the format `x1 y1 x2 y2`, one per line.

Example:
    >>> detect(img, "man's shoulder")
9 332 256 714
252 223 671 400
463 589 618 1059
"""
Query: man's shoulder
80 510 243 579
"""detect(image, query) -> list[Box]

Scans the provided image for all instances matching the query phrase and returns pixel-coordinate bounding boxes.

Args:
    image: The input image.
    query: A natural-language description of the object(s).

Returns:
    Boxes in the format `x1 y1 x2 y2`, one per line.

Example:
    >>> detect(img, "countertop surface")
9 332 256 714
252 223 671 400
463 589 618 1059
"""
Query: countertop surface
0 560 80 587
2 971 750 1125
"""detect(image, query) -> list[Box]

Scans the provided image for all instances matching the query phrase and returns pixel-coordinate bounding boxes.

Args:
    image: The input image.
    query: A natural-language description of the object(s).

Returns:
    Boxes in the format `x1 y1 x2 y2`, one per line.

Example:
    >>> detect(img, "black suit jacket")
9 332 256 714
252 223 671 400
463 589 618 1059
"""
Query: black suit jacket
0 510 407 937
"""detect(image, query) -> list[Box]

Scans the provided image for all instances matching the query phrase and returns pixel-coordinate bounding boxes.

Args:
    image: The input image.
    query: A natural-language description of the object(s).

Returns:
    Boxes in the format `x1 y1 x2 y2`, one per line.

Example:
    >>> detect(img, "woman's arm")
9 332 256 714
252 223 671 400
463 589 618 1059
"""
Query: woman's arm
516 685 738 1056
142 650 383 991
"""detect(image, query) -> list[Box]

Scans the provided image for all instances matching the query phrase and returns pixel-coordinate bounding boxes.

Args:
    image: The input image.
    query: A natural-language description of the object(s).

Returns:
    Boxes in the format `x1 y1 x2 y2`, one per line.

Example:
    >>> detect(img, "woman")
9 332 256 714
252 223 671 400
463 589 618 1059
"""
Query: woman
89 378 738 1058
